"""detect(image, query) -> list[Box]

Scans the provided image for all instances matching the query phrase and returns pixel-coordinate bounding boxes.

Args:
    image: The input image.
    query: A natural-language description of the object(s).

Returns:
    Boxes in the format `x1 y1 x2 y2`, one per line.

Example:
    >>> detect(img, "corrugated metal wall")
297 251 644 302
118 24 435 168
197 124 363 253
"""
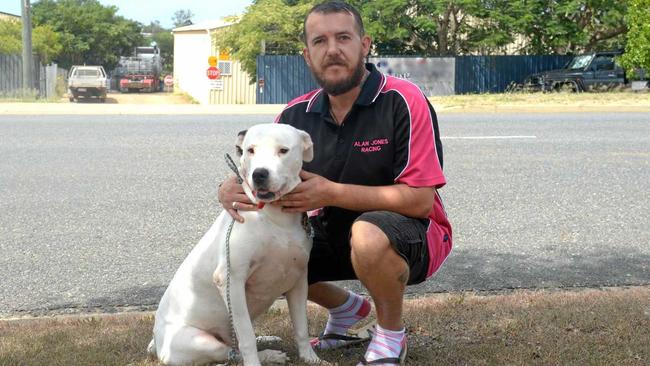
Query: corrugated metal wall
209 60 256 104
454 55 573 94
0 54 43 97
256 55 576 103
257 55 318 104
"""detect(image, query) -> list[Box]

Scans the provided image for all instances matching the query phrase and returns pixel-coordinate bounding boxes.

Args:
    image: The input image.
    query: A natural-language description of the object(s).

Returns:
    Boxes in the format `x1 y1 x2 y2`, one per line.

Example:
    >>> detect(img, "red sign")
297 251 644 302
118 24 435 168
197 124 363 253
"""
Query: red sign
206 67 221 80
164 75 174 86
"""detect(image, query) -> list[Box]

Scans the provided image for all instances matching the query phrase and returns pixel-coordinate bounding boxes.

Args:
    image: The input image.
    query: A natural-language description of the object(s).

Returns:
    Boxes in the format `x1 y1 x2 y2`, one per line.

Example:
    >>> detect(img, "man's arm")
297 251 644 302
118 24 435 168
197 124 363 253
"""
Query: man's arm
278 170 435 219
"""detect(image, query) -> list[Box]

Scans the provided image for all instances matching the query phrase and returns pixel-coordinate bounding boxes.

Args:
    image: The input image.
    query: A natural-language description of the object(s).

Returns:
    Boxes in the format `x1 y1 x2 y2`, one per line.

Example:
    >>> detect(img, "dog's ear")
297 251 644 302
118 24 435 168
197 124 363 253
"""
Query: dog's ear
299 130 314 162
235 130 247 157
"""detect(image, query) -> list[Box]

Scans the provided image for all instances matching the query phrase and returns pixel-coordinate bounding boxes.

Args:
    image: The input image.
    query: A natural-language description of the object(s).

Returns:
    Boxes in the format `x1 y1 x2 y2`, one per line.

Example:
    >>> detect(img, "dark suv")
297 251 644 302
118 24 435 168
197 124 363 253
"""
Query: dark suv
524 51 625 92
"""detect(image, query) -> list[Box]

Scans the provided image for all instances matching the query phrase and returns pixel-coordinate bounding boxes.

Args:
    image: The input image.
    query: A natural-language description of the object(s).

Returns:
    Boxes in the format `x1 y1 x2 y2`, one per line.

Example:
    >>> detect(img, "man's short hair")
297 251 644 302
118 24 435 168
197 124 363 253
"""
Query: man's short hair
302 1 365 44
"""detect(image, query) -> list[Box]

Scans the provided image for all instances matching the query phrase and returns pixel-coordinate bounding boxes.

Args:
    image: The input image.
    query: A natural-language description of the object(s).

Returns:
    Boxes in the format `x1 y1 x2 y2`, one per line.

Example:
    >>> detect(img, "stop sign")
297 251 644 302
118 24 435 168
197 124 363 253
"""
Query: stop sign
207 66 221 80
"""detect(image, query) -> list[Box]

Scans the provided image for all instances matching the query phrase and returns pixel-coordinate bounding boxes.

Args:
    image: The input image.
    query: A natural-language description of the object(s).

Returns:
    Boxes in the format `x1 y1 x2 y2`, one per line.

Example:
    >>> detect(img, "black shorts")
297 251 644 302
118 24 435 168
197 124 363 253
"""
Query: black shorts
307 210 430 286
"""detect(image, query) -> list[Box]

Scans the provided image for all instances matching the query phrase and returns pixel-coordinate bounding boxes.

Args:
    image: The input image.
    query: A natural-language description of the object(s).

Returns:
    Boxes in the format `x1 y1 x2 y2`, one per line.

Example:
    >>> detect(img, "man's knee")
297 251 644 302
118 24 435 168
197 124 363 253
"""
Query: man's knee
350 221 388 256
350 220 405 267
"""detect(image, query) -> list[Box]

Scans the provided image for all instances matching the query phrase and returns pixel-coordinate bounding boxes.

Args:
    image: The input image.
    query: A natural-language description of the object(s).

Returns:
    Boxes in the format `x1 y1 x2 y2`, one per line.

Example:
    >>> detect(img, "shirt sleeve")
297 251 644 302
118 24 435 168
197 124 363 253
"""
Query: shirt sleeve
392 89 446 188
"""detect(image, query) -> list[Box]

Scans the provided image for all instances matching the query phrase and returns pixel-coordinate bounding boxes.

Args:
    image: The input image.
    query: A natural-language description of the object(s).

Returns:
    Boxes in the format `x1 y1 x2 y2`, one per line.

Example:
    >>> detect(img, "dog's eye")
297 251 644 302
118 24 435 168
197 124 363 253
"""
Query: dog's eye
279 148 289 154
247 147 255 154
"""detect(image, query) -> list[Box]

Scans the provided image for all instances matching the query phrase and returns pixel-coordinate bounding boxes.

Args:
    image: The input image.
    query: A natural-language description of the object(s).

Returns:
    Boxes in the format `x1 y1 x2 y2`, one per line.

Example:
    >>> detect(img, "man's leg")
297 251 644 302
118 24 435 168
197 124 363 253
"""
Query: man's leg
351 219 410 364
308 282 372 349
349 220 407 331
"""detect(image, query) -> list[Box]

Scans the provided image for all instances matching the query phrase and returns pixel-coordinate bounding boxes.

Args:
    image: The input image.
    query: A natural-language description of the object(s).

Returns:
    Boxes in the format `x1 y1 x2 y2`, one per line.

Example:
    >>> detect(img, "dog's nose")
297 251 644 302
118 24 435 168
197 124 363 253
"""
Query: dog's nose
252 168 269 186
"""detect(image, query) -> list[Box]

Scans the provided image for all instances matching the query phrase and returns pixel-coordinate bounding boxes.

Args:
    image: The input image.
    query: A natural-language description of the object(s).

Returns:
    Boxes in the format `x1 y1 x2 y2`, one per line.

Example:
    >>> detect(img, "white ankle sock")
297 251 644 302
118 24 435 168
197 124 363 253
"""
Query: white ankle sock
324 291 371 335
311 291 371 349
363 324 406 364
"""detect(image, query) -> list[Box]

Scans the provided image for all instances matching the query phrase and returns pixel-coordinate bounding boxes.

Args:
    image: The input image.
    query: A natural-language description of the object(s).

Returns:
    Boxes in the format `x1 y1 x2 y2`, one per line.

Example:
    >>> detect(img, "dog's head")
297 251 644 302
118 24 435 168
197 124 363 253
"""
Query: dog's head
235 124 313 203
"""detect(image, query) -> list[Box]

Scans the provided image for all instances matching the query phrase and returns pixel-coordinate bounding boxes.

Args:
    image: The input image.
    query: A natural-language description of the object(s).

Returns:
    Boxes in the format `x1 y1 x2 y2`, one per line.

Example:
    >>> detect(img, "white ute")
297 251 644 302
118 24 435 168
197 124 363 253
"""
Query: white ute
68 65 108 102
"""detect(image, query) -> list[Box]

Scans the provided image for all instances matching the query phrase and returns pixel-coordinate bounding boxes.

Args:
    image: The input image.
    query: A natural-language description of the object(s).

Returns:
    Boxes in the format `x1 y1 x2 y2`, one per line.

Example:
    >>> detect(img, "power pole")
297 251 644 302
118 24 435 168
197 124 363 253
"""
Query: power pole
21 0 34 91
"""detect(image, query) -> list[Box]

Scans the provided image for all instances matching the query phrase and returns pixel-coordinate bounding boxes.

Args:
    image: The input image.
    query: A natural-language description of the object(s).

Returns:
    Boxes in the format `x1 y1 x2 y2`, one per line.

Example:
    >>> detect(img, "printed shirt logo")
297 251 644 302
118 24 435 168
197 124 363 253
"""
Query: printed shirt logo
353 138 390 153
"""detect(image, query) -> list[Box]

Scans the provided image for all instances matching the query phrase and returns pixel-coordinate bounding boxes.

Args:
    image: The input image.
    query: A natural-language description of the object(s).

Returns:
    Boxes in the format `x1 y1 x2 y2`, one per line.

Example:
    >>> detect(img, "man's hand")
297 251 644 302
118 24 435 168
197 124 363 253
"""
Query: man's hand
218 176 258 222
276 170 336 213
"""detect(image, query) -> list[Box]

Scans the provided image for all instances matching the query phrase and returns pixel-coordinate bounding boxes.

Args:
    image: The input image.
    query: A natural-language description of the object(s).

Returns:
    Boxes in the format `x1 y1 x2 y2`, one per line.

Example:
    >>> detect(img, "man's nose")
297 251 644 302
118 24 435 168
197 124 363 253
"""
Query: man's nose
325 39 340 56
252 168 269 185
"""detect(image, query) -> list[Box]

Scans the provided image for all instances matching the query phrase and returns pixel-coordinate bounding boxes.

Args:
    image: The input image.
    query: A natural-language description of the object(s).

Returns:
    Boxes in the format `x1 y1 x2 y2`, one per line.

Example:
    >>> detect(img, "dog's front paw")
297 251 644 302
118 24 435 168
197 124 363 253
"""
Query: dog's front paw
258 349 288 364
300 347 327 365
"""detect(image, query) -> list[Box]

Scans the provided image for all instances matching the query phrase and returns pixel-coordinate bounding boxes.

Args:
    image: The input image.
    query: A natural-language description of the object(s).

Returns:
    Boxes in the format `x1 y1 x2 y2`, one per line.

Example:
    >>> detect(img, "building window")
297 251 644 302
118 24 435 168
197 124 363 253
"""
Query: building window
218 61 232 76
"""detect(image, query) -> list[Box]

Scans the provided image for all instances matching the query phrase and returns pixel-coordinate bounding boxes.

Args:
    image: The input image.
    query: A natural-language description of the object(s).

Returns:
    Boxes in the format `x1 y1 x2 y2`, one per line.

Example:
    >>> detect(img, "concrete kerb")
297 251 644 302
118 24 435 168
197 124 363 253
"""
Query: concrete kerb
0 103 288 115
1 102 649 115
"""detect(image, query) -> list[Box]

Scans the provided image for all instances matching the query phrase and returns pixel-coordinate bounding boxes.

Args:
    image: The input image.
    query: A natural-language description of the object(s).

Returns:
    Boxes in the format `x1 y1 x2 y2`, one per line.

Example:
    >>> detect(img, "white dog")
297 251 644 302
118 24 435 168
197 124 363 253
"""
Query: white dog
148 123 321 366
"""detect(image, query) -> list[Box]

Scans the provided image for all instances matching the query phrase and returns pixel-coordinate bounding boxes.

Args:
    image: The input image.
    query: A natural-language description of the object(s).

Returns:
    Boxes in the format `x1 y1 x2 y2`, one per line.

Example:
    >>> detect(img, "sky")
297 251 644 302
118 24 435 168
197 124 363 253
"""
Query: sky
0 0 253 29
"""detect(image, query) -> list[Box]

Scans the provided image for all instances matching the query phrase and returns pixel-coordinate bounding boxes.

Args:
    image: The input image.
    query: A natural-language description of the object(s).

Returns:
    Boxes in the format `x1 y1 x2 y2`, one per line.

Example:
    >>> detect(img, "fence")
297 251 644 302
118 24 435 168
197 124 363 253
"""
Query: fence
454 55 573 94
256 55 575 104
0 54 65 99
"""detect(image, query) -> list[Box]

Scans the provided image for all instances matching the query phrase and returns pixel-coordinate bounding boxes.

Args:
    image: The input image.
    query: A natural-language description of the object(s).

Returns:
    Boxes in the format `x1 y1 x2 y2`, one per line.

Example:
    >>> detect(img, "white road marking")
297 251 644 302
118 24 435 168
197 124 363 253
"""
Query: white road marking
442 136 537 140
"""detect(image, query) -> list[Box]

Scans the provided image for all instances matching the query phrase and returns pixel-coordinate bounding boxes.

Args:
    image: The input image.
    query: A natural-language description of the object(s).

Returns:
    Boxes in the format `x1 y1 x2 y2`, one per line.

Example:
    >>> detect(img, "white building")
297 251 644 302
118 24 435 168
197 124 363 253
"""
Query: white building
172 20 256 105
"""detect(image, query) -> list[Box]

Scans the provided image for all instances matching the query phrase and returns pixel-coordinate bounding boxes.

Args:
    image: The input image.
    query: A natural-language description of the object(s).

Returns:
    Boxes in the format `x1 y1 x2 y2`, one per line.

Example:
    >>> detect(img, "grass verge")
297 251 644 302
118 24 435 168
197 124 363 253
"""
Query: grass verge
429 91 650 112
1 286 648 366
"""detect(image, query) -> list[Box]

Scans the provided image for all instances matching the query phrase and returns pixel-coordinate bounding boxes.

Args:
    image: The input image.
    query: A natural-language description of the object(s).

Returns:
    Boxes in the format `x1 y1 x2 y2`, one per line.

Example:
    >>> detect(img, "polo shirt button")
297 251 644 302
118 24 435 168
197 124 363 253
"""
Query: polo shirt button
338 138 344 144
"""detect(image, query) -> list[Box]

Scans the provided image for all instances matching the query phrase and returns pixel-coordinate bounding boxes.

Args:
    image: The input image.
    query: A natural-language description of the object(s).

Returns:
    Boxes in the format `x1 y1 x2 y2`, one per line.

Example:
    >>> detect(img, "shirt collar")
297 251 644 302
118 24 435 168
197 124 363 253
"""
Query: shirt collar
308 63 384 115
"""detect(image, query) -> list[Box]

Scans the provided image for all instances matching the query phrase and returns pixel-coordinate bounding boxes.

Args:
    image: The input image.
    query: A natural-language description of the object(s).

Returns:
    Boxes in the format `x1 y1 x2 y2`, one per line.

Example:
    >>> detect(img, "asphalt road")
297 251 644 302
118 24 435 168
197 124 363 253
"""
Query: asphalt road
1 112 648 317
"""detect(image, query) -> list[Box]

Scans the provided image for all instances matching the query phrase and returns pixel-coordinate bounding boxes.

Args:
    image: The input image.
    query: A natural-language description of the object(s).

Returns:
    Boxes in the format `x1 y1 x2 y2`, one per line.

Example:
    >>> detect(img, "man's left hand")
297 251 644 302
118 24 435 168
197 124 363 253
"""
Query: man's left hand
275 170 334 213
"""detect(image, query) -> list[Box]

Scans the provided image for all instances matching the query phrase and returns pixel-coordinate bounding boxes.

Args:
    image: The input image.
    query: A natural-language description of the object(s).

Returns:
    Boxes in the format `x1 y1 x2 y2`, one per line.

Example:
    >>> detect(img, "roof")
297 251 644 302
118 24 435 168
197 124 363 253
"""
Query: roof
172 20 234 33
0 11 20 19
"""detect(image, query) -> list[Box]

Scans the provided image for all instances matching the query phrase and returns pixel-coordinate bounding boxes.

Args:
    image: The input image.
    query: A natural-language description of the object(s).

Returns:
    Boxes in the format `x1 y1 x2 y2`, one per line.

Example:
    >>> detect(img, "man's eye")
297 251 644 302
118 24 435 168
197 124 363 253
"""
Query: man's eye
247 148 255 154
279 148 289 154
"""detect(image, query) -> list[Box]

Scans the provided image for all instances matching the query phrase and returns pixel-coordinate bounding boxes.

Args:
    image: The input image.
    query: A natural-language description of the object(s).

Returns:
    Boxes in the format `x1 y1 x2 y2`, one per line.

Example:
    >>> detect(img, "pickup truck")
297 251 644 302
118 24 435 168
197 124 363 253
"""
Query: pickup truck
68 65 108 102
523 51 626 92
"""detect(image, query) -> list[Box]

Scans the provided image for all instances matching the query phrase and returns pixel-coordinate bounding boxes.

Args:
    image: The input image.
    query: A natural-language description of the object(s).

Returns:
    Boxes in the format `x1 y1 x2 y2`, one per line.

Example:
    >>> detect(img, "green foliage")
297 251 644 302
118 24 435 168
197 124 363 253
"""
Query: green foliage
153 30 174 75
214 0 634 81
31 0 145 70
0 19 63 63
514 0 627 55
172 9 194 28
0 19 21 54
143 21 174 75
213 0 317 83
619 0 650 79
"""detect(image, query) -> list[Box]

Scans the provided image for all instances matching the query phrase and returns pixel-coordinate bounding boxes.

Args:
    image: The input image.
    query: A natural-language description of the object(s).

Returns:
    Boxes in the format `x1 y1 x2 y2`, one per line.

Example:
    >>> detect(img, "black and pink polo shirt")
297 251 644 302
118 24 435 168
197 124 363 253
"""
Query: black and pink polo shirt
275 63 452 278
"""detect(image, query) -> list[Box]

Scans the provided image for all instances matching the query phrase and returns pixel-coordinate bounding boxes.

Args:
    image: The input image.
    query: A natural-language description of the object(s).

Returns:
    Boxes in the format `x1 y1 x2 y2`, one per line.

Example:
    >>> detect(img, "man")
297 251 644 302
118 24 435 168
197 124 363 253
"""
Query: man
218 1 452 364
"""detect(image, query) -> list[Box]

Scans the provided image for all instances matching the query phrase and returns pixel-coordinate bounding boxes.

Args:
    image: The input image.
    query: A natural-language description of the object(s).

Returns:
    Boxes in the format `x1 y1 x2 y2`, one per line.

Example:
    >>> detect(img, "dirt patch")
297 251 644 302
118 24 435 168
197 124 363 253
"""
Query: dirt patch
108 92 195 105
62 92 195 105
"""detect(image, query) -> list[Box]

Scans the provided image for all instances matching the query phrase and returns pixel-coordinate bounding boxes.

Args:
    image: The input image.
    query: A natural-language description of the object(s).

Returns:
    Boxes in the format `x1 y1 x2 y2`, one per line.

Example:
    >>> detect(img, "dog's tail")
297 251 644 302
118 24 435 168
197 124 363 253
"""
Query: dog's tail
147 338 157 357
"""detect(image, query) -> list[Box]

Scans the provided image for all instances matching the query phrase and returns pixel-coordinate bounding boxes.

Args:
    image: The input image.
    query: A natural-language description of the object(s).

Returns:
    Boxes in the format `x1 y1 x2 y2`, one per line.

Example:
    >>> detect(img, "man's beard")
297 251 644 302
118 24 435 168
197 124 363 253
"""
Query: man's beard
312 56 366 96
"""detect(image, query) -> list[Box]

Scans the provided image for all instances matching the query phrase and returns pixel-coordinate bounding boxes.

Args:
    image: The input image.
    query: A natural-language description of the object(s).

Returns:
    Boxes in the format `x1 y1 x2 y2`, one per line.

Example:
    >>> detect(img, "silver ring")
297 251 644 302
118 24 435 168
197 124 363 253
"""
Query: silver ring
232 202 237 209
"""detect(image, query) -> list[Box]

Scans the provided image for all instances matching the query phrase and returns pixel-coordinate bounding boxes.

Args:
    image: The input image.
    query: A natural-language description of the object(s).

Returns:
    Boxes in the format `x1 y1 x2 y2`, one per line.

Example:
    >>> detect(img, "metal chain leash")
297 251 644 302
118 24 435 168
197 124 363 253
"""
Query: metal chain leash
225 217 241 364
224 153 243 364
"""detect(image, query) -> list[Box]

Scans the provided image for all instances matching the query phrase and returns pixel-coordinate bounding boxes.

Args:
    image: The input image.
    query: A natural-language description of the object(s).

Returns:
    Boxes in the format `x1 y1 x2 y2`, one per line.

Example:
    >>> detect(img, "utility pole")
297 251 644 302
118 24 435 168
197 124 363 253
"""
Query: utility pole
21 0 34 91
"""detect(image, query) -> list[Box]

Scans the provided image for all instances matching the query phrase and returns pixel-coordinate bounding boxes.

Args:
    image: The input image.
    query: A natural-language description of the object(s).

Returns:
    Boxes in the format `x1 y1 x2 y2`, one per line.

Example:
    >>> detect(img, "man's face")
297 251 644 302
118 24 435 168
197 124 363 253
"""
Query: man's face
303 12 371 96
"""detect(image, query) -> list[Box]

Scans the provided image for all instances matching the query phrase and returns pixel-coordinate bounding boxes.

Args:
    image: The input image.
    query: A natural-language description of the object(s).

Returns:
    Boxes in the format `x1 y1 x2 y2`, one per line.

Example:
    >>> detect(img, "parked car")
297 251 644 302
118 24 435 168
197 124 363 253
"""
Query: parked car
523 51 626 92
68 65 108 102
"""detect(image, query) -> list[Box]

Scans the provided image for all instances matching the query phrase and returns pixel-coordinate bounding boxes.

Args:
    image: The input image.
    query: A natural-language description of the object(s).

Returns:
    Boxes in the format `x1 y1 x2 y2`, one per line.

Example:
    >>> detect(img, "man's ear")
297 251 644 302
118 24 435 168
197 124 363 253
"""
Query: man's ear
302 47 312 68
299 130 314 162
235 130 247 157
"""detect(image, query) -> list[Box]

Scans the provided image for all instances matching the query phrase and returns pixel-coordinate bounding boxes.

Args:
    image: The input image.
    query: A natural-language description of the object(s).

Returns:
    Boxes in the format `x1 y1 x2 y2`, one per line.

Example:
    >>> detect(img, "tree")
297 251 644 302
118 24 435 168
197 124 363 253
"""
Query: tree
214 0 632 78
619 0 650 79
172 9 194 28
213 0 316 83
143 21 174 74
513 0 627 55
0 19 63 64
31 0 144 70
